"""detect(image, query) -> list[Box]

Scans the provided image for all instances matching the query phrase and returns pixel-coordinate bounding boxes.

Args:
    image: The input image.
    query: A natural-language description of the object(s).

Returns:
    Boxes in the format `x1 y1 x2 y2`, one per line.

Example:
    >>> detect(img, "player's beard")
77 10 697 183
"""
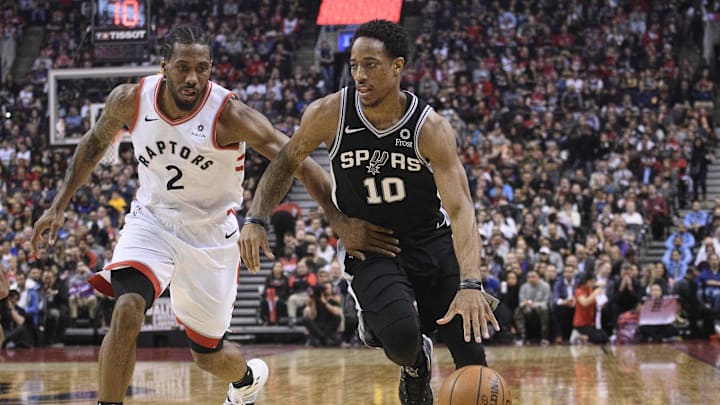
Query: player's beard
167 79 205 111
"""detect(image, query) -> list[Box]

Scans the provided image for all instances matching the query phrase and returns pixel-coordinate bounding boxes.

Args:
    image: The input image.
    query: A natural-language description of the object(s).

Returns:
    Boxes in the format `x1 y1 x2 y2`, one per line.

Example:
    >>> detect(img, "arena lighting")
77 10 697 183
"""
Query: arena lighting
316 0 402 25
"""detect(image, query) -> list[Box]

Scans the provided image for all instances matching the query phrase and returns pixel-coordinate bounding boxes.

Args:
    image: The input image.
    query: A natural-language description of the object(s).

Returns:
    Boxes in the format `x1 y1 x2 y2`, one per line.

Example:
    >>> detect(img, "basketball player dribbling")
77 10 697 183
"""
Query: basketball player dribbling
30 25 399 405
240 20 500 405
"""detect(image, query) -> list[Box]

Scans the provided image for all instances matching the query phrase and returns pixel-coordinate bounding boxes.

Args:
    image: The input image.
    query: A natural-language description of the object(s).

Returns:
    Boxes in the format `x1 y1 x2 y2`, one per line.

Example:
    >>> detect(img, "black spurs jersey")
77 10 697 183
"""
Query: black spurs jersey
329 87 449 237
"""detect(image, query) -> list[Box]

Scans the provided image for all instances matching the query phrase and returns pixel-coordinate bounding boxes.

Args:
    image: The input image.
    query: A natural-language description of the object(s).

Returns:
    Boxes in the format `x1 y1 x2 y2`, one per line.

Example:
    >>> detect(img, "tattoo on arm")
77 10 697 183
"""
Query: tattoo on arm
55 89 129 209
250 145 302 218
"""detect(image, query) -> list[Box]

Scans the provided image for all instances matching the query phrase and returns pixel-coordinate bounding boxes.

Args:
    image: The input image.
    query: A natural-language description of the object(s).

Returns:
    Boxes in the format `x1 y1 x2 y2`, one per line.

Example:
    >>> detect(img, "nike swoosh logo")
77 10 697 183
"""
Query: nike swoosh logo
144 115 159 122
225 229 238 239
344 125 365 134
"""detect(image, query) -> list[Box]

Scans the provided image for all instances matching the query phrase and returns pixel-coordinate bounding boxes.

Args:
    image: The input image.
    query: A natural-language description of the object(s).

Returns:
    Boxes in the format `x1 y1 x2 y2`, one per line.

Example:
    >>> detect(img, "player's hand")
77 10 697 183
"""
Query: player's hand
238 223 274 273
436 289 500 343
333 216 400 260
31 207 65 256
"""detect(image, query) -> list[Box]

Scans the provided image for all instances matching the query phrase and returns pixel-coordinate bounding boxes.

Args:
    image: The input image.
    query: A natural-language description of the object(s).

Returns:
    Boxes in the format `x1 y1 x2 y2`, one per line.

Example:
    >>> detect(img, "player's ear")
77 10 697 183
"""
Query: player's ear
160 59 167 78
393 57 405 73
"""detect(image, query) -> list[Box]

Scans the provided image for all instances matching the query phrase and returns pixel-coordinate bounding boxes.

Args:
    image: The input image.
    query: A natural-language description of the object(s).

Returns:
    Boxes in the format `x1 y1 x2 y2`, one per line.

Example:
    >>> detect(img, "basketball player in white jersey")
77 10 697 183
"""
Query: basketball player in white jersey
31 25 399 405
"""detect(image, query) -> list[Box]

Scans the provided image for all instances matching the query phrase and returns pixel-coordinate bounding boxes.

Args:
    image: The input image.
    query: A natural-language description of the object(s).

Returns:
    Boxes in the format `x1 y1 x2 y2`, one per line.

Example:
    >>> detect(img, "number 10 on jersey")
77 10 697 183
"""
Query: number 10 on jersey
362 177 406 204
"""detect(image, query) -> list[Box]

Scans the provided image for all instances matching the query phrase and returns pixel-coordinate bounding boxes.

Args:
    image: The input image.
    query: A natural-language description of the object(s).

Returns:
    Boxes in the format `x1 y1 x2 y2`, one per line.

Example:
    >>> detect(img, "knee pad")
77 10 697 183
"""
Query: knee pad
374 316 421 366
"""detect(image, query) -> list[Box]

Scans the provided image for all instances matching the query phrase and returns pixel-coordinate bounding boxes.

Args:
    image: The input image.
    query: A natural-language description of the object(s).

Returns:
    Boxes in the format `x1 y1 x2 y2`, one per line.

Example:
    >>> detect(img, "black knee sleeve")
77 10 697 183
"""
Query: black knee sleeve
111 268 155 310
364 303 422 367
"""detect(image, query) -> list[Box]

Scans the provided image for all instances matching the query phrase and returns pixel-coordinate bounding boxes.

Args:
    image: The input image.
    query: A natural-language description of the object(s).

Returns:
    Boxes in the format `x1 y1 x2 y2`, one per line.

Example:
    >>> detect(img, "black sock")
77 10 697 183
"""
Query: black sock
98 402 123 405
231 365 254 388
411 338 428 371
412 351 427 371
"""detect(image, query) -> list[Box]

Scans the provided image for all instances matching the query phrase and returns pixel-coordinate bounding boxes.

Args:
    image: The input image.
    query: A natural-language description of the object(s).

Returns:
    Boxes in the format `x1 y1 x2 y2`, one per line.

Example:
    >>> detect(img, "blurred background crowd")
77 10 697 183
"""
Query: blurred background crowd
1 0 720 349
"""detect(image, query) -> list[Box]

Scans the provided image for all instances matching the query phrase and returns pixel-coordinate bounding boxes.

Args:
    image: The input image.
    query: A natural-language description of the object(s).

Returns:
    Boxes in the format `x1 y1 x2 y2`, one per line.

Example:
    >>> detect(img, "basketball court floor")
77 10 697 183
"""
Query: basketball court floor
1 341 718 404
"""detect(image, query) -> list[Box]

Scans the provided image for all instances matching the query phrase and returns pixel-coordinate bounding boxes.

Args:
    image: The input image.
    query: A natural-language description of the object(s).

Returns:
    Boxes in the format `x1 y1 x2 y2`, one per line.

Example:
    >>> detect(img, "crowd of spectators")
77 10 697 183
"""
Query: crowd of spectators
400 0 720 345
2 0 720 349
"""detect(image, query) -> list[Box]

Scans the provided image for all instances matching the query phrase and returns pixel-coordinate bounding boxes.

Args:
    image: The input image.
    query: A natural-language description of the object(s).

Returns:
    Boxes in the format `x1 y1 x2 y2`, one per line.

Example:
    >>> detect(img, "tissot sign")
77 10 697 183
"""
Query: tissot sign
94 29 147 42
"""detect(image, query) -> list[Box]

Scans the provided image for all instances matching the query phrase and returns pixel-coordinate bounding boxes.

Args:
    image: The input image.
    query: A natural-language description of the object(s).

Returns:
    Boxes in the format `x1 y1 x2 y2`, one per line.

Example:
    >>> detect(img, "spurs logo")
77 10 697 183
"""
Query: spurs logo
366 150 389 175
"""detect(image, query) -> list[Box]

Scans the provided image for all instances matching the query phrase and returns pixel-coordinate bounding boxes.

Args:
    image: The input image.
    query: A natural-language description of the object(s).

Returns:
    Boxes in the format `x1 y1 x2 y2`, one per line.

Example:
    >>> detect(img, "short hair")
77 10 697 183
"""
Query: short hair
579 272 595 285
160 24 212 61
351 19 409 61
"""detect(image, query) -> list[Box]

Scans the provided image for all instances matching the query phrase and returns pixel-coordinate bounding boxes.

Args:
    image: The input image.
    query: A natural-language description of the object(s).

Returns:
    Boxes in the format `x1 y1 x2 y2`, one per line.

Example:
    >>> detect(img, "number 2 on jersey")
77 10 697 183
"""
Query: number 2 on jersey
166 165 184 190
362 177 406 204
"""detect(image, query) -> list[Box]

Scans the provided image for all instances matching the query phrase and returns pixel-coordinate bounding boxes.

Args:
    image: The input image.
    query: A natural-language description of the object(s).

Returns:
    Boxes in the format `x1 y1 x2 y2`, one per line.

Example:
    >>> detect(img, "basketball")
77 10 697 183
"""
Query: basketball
438 366 512 405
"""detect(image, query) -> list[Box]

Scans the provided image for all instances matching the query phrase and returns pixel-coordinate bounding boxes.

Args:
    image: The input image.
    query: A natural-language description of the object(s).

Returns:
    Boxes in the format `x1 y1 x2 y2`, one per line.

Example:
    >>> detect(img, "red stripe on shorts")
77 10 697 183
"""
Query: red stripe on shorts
105 261 162 300
176 318 222 349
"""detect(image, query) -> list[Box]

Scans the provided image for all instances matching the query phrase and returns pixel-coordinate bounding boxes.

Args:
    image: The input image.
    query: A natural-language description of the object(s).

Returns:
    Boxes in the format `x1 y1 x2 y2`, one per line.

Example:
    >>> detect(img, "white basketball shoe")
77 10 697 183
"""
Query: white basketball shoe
223 358 269 405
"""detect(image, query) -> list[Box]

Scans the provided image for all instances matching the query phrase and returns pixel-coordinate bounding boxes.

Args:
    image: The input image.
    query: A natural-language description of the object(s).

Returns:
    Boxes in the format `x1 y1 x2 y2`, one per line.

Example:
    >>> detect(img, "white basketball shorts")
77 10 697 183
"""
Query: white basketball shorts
89 201 241 349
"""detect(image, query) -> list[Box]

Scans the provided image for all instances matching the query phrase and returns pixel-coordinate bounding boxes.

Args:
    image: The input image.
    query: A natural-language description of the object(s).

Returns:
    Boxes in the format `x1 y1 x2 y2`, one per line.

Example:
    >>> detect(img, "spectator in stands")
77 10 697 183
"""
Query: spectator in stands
574 244 596 275
662 248 691 284
609 262 643 325
317 40 335 92
39 268 68 345
287 258 317 327
694 236 719 266
259 261 289 326
689 137 712 204
301 282 342 347
67 262 98 328
645 184 671 241
664 224 695 253
278 243 299 275
538 245 564 274
270 196 302 257
315 233 335 265
643 262 671 297
571 272 608 344
513 270 550 345
551 264 577 344
637 282 680 343
684 200 708 240
77 237 98 271
674 265 715 339
1 289 33 349
698 253 720 316
298 242 322 273
13 272 39 342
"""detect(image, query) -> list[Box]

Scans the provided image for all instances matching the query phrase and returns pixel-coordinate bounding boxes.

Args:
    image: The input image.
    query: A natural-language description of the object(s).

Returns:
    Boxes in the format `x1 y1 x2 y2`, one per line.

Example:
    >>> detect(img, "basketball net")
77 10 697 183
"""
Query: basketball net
99 129 126 166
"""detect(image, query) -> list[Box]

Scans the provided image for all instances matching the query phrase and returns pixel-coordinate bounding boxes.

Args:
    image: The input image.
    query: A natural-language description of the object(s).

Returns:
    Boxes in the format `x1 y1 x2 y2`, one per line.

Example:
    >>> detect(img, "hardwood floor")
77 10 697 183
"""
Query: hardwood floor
0 341 718 404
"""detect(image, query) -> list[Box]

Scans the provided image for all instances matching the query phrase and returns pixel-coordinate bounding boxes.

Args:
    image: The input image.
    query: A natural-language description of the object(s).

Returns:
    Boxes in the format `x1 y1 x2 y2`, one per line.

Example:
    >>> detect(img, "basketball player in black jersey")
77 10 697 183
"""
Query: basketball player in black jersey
241 20 499 405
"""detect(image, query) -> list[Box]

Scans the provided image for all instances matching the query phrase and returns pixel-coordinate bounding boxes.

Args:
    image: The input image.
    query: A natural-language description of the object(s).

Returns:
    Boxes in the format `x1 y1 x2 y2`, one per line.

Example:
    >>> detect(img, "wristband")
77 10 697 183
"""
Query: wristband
459 278 484 291
244 215 267 227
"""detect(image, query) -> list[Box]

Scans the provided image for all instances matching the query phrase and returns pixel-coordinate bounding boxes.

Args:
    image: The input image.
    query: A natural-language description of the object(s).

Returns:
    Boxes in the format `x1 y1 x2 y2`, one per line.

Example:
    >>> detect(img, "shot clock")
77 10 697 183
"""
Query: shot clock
93 0 149 62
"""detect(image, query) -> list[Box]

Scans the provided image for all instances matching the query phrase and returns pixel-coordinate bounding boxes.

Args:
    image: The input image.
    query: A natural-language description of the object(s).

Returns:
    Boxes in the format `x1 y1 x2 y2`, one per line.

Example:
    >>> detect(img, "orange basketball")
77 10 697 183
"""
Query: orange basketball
438 365 512 405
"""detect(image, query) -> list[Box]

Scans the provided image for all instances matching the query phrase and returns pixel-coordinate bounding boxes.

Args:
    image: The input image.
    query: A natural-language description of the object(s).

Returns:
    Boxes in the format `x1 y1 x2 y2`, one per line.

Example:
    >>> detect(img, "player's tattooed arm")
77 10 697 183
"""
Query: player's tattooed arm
55 84 136 210
246 95 337 219
32 84 136 252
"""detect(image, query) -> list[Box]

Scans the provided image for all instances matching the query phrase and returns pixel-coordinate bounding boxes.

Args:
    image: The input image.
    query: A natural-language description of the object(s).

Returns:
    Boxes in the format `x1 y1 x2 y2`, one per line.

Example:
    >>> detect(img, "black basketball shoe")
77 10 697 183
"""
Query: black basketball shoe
398 334 433 405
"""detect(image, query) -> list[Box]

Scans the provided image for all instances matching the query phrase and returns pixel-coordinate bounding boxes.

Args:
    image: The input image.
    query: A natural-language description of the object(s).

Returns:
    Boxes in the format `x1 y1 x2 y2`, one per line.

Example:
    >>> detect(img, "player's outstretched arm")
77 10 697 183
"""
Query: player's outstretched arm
419 112 500 342
31 84 137 254
226 94 399 272
221 95 335 272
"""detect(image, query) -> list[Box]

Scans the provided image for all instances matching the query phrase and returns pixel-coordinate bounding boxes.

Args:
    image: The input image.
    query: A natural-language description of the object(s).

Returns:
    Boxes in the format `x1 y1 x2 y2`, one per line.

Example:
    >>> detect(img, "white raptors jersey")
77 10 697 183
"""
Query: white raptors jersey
129 74 245 222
